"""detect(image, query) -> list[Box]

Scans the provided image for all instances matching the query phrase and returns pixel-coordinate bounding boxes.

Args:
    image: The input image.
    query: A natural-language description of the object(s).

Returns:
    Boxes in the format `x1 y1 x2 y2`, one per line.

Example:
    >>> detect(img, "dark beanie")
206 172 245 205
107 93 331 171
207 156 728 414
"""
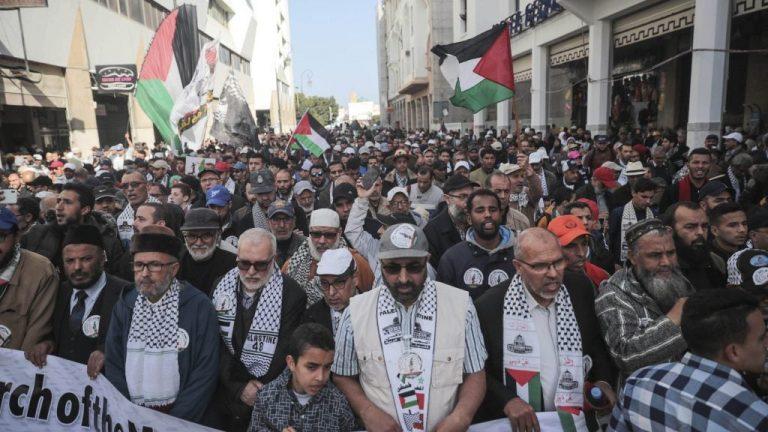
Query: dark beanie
63 225 104 249
130 225 181 259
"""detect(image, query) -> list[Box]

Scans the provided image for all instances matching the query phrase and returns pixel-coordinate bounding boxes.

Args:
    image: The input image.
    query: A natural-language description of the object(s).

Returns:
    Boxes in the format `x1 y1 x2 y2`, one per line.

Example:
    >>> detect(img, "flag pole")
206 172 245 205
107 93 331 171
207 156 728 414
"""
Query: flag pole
512 96 521 138
285 109 309 157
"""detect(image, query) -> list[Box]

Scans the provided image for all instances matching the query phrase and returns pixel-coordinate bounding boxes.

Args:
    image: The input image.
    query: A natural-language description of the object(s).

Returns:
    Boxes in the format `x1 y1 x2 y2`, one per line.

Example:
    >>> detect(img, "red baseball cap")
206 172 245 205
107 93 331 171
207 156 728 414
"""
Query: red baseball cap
576 198 599 222
49 160 64 168
593 167 618 189
214 161 231 173
548 215 590 247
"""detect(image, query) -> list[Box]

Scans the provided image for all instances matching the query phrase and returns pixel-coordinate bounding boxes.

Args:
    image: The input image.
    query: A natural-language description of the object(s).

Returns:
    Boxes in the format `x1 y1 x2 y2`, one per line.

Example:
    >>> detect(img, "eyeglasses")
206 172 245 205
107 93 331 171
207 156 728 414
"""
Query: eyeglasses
132 261 177 273
381 261 426 275
309 231 338 240
183 232 216 243
236 257 274 272
390 199 409 208
320 276 351 293
121 181 146 190
448 193 470 201
515 257 567 273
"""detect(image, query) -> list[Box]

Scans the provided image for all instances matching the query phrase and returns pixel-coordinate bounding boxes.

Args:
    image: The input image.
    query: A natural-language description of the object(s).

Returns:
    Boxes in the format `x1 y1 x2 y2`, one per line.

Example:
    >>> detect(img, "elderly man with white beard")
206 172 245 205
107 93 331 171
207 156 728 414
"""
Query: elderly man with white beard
595 218 694 378
210 228 306 431
282 209 374 307
177 208 237 296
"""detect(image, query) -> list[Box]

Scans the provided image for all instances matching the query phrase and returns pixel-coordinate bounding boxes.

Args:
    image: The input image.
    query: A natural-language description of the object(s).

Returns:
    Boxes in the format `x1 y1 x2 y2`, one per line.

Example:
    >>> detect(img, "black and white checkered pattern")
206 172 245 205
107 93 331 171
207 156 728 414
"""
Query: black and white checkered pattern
212 266 283 377
128 280 180 349
503 274 583 354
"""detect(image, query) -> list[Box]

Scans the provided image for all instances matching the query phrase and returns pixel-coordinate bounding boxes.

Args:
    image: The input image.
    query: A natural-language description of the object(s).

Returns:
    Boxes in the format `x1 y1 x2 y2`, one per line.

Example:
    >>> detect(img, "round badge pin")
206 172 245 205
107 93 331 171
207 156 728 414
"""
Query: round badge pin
390 224 417 249
178 328 190 351
753 267 768 287
82 315 101 338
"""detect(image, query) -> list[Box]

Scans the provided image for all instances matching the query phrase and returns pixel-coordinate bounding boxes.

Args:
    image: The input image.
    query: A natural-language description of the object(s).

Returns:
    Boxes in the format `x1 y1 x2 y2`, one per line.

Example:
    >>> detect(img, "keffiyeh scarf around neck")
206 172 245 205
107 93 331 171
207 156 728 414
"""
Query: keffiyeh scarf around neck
251 203 269 231
285 238 349 307
212 266 284 378
126 280 182 409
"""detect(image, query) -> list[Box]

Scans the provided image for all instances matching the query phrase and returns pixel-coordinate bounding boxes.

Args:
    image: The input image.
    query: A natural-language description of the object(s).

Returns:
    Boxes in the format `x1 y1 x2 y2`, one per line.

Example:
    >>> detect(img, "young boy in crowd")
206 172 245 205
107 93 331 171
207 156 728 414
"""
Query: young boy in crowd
248 323 355 432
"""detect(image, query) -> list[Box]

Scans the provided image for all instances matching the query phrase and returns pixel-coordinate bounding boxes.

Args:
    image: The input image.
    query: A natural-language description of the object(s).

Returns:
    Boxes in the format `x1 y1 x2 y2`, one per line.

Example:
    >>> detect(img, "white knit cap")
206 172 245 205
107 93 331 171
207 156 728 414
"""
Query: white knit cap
317 248 354 276
309 208 340 229
301 160 313 171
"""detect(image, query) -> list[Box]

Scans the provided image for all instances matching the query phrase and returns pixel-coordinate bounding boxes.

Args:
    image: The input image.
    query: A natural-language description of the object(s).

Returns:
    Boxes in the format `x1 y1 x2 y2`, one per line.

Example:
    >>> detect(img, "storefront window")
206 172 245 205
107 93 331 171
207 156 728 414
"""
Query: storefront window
611 29 691 133
547 60 587 128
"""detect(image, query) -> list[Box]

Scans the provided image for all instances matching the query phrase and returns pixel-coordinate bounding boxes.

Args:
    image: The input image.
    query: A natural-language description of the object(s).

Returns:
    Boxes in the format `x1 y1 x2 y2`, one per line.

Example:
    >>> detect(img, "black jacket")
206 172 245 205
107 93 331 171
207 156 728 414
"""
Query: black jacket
302 299 333 333
213 274 307 430
423 207 462 269
474 271 616 423
52 274 131 365
22 211 126 275
178 247 237 296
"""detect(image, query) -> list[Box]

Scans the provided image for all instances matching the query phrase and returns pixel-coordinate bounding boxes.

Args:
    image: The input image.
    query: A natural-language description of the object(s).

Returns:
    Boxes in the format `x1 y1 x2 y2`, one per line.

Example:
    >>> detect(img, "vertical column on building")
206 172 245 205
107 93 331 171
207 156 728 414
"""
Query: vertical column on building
686 0 731 149
473 110 485 135
586 19 612 136
65 7 99 158
531 44 549 133
497 100 510 131
405 100 411 131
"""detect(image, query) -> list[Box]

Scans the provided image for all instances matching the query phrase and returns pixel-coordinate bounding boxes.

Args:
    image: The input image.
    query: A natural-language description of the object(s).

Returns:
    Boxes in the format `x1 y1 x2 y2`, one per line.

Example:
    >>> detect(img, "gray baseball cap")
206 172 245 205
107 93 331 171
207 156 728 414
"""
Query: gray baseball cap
379 223 430 260
181 208 221 231
250 169 275 194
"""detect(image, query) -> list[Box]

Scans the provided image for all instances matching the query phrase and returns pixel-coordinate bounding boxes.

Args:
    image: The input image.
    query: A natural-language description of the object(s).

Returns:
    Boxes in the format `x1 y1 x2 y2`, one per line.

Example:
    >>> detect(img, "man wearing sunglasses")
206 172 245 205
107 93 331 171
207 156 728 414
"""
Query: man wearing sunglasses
333 223 487 432
177 208 236 296
105 225 219 423
210 228 306 430
302 248 358 335
282 209 374 307
116 171 160 247
474 228 616 431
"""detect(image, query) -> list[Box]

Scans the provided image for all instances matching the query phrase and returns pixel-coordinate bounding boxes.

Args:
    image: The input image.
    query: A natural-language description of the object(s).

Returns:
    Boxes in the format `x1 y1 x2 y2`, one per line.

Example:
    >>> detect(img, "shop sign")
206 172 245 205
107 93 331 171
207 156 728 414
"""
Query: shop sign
509 0 563 36
95 64 137 93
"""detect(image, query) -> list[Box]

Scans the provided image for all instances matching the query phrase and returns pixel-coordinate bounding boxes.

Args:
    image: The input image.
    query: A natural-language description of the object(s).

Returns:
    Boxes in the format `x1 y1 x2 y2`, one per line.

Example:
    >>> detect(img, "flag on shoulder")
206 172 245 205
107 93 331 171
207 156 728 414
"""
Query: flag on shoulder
431 23 515 113
292 111 331 156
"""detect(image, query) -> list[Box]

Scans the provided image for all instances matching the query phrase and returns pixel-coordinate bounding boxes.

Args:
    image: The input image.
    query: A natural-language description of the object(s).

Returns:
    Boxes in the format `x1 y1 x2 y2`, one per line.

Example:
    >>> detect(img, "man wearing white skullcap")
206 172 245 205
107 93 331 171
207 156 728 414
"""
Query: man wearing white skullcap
282 209 374 307
302 248 358 334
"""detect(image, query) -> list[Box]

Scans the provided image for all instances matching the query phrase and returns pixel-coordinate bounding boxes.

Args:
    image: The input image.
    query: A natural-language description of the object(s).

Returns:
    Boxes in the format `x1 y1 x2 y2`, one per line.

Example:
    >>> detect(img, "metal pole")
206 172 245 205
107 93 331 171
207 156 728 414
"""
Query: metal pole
275 73 282 133
16 8 30 73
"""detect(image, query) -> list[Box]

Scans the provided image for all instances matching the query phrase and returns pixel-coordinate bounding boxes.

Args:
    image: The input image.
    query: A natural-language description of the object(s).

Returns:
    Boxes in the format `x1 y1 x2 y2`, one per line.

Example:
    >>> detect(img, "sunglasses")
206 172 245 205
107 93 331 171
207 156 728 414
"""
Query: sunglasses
311 172 324 177
381 262 426 275
309 231 338 240
236 257 274 272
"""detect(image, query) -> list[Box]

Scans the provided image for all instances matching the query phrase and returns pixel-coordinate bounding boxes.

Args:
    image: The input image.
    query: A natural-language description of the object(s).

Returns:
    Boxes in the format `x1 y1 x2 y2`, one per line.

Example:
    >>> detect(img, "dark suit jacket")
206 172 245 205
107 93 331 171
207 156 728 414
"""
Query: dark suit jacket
474 271 616 423
214 274 307 429
52 274 130 365
302 299 333 333
423 207 462 269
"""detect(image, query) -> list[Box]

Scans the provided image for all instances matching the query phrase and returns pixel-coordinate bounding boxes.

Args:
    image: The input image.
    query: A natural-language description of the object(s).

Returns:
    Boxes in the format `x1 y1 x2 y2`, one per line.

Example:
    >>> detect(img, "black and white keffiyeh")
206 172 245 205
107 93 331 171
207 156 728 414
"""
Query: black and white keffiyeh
251 204 270 231
285 238 349 307
126 279 182 408
213 266 283 378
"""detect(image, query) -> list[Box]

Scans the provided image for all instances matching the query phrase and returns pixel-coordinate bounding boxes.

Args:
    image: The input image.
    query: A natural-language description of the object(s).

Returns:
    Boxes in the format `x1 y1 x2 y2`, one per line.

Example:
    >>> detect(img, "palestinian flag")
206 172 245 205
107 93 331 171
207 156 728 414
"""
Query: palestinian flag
135 4 200 152
292 111 331 156
431 24 515 113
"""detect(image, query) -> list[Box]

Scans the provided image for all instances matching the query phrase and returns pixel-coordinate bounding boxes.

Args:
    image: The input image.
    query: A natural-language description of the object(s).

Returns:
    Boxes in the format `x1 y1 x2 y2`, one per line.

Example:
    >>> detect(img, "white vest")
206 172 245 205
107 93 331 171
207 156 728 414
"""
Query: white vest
349 283 469 431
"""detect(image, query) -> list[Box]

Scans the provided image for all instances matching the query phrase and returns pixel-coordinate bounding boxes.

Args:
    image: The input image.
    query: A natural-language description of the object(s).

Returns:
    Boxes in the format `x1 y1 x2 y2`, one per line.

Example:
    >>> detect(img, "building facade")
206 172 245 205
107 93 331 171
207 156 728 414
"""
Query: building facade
448 0 767 147
0 0 295 158
376 0 474 131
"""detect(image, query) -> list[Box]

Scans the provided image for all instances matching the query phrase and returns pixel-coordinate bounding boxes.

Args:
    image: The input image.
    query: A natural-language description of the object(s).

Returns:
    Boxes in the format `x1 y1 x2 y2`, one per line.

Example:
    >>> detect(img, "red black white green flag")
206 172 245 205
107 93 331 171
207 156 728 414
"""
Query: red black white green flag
431 24 515 113
291 111 331 156
135 4 200 152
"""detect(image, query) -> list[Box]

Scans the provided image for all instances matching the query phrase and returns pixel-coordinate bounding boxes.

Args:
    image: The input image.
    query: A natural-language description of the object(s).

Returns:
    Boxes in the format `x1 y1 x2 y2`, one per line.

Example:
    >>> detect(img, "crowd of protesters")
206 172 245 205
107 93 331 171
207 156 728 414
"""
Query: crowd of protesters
1 122 767 432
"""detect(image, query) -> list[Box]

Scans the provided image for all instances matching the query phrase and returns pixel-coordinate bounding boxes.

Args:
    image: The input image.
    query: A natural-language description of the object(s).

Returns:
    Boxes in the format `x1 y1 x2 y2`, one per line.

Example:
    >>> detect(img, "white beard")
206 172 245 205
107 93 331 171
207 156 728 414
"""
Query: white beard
240 263 275 294
308 238 339 261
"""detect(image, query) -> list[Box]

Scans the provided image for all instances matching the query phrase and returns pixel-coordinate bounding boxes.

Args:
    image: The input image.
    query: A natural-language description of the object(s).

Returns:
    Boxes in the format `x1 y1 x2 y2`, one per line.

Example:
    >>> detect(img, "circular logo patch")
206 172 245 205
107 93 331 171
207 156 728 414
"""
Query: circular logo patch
0 325 11 347
82 315 100 338
753 267 768 287
463 268 484 288
390 224 417 249
750 254 768 267
215 295 235 313
488 269 510 287
177 328 190 351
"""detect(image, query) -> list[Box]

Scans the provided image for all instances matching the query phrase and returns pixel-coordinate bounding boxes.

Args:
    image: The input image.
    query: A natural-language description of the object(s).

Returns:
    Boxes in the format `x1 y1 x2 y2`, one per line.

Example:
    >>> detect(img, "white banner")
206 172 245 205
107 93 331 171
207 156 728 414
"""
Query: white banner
184 157 216 175
468 413 588 431
0 348 217 431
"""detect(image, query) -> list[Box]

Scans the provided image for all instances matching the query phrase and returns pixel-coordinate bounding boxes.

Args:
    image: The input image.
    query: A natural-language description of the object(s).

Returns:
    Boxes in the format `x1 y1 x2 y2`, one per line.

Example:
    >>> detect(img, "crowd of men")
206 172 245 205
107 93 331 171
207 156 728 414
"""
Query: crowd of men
2 123 768 432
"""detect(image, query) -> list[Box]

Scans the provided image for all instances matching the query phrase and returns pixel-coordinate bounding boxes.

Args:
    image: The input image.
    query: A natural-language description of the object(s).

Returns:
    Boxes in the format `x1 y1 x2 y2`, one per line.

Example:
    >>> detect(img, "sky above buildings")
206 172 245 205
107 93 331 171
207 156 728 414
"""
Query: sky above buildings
290 0 378 105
